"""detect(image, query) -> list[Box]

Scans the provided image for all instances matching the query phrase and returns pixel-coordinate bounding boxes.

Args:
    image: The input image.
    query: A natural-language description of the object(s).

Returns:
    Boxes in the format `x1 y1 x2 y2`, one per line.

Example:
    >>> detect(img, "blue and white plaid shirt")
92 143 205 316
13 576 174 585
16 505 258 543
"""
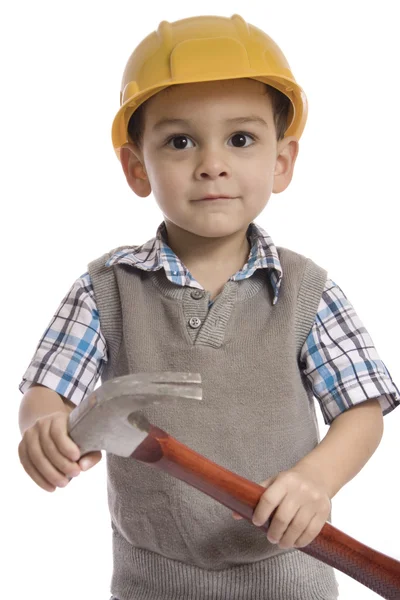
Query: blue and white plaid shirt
19 221 400 425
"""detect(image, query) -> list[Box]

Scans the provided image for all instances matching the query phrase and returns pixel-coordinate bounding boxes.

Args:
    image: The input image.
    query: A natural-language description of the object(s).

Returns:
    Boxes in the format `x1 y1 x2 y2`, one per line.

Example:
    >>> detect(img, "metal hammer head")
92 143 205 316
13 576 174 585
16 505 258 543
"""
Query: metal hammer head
67 372 202 457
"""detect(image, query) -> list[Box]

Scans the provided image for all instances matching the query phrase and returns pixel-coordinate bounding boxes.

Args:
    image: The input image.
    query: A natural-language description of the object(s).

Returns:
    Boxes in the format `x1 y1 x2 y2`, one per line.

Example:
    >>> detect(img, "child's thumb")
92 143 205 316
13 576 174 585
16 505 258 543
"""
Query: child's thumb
79 451 102 471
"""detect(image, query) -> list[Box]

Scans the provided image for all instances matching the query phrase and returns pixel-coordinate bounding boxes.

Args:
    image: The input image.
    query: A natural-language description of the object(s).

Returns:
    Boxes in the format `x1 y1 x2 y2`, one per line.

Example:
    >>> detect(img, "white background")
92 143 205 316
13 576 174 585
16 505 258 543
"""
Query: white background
2 1 399 599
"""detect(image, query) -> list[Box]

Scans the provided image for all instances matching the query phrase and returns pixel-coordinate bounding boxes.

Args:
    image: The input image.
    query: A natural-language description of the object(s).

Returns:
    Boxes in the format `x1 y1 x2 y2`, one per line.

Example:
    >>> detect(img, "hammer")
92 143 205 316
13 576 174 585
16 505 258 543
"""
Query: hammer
67 372 400 599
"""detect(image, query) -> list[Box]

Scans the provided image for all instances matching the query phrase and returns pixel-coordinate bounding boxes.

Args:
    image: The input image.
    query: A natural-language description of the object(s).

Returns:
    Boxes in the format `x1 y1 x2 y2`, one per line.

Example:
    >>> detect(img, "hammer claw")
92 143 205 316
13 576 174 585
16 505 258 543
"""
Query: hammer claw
67 372 202 456
98 372 202 402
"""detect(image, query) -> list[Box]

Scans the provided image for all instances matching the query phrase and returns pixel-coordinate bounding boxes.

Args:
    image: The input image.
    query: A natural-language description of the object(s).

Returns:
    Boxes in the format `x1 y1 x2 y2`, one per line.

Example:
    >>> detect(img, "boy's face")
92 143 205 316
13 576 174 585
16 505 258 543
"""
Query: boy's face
121 78 298 241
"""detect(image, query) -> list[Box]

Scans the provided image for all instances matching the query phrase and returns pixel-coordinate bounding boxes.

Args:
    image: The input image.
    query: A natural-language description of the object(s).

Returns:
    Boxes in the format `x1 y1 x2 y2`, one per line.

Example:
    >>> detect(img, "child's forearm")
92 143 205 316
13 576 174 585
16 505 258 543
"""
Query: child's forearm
18 383 75 435
293 398 384 499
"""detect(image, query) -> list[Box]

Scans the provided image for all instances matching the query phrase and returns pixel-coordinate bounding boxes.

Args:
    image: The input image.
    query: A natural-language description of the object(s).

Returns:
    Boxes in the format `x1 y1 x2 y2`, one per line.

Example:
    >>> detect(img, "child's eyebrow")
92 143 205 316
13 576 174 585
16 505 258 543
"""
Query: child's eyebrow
152 115 269 131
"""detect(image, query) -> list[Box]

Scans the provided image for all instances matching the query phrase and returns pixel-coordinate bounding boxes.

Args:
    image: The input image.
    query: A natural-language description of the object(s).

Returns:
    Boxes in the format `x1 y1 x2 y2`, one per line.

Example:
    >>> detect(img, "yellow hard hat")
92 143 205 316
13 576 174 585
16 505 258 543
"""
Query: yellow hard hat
112 14 308 160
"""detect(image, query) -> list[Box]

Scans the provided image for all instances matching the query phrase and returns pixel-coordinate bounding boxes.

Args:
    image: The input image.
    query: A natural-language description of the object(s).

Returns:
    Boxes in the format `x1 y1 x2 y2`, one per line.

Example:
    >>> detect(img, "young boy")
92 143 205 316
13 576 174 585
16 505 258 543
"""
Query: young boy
18 14 399 600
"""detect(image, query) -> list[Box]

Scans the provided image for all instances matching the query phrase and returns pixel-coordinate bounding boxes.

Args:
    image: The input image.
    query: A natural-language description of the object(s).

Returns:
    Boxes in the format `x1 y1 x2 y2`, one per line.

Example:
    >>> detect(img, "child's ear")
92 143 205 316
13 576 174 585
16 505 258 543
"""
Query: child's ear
272 137 299 194
120 143 152 197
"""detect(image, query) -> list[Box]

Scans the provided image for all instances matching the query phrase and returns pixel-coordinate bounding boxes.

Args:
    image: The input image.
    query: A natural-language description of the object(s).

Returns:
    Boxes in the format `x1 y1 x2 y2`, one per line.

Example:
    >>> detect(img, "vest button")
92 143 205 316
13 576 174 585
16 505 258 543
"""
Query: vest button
188 317 202 329
191 289 204 299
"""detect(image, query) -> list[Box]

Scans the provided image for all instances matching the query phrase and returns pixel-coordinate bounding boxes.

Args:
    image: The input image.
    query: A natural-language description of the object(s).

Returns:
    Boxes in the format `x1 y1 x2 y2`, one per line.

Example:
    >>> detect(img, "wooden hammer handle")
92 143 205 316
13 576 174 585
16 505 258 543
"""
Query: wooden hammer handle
131 424 400 599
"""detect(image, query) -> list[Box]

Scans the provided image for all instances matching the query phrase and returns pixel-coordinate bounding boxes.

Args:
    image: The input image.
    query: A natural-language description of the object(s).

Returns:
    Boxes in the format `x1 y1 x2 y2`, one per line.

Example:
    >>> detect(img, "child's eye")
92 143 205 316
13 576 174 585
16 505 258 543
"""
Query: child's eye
166 136 195 150
228 133 256 148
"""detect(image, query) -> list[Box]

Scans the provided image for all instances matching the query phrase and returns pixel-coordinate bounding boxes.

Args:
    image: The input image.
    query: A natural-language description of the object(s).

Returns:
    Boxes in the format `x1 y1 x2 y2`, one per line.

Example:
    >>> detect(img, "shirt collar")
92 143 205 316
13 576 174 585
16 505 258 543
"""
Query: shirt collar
106 221 283 305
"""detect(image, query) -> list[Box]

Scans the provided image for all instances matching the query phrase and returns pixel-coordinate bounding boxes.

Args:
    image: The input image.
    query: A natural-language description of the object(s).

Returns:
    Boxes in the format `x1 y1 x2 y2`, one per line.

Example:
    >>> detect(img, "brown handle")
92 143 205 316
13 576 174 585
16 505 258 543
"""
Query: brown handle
131 424 400 599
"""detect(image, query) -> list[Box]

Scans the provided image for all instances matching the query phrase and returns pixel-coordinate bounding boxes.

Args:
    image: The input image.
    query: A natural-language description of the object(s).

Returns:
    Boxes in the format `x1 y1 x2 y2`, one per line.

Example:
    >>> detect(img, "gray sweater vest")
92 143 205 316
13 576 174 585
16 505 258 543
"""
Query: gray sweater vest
88 246 339 600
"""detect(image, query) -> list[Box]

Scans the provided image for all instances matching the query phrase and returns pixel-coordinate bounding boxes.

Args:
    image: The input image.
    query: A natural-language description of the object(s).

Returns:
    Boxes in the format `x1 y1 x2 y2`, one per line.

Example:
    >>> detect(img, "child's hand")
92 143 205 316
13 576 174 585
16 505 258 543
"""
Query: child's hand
18 411 102 492
232 467 331 549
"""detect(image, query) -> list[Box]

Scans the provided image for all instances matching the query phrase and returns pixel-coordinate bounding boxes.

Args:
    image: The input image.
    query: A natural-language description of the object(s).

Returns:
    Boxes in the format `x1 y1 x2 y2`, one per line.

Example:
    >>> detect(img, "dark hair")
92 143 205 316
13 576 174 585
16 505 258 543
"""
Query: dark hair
127 83 291 149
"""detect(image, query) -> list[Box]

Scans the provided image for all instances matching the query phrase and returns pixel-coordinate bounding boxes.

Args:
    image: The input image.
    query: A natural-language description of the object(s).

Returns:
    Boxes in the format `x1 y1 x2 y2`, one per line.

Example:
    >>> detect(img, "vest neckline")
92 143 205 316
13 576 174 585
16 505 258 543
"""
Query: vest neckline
149 268 267 302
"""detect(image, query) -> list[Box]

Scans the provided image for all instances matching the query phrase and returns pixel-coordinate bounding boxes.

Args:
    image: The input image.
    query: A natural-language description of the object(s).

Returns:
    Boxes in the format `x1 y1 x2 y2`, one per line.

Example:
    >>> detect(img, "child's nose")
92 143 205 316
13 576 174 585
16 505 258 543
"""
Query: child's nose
195 151 231 180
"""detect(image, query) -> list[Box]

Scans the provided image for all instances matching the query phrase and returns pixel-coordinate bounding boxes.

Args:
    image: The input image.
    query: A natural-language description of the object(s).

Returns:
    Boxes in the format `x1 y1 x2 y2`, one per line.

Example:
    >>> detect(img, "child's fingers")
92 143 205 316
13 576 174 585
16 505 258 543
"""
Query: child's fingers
232 511 243 520
26 431 73 489
18 412 102 493
41 418 82 477
48 414 82 462
19 417 79 490
18 438 57 492
252 481 286 527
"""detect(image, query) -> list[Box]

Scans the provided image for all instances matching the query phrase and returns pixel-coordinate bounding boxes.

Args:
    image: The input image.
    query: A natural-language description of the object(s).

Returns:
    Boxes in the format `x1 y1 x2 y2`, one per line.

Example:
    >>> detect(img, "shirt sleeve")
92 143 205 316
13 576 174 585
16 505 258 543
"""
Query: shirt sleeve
300 278 400 425
19 272 107 405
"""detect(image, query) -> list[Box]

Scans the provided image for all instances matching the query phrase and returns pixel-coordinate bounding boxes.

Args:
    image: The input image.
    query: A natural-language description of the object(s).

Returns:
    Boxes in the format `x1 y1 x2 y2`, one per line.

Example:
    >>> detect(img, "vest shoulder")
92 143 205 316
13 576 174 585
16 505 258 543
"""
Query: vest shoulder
276 246 326 272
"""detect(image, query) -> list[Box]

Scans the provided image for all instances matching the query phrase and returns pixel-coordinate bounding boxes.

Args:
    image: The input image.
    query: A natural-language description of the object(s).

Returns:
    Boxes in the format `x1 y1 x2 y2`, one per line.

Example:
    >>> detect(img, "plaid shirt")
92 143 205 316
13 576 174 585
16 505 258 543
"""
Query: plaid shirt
19 222 400 425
